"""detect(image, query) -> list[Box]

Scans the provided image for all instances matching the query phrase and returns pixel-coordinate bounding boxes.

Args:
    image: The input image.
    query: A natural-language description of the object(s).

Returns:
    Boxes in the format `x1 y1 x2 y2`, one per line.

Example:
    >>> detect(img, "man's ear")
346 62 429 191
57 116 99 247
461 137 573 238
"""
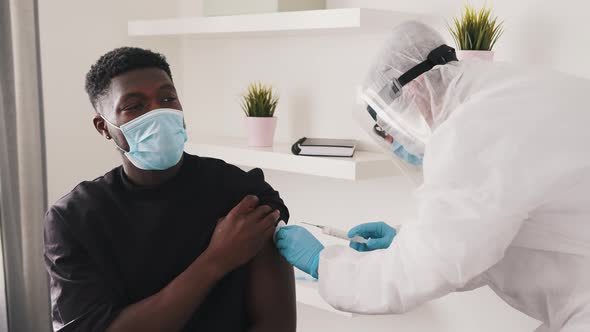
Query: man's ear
93 113 112 140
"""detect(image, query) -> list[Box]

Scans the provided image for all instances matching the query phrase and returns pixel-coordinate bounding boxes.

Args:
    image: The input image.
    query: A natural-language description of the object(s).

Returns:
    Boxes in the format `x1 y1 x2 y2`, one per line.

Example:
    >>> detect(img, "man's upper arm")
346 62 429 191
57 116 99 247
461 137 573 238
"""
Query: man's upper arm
246 241 296 332
235 167 290 222
231 166 295 330
44 208 120 332
219 164 295 329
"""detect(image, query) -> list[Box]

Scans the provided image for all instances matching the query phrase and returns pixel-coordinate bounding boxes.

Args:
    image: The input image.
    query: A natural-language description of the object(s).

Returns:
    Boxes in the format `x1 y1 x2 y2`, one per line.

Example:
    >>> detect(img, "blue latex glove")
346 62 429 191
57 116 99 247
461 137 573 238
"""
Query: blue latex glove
392 141 423 166
348 222 397 252
275 225 324 278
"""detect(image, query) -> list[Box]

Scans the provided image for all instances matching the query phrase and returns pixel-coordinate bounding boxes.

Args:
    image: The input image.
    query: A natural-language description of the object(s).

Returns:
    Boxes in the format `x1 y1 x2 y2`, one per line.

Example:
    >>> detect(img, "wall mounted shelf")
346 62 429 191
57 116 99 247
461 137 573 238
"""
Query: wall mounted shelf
185 136 399 181
128 8 423 37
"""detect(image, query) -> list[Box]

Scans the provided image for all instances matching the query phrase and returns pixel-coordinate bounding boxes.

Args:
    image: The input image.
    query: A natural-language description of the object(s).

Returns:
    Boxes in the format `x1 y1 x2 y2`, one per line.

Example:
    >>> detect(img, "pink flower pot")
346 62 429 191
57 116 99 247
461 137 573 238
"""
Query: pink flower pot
245 117 277 147
456 50 494 62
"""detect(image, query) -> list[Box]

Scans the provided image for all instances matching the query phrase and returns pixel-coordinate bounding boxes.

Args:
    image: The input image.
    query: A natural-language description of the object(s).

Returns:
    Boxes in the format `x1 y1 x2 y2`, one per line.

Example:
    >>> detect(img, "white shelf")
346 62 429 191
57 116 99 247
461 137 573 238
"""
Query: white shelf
296 280 353 317
128 8 423 37
185 136 399 181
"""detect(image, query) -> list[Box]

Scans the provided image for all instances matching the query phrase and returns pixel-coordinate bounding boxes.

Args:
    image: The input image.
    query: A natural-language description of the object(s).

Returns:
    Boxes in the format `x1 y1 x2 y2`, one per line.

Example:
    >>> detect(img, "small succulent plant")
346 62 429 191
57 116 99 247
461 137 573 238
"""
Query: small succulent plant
241 82 279 117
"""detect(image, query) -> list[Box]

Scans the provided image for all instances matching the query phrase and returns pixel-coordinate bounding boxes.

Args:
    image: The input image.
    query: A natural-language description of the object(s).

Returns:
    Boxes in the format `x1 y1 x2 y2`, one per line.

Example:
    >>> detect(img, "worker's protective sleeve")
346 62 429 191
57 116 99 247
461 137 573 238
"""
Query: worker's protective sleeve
316 107 558 314
318 191 527 314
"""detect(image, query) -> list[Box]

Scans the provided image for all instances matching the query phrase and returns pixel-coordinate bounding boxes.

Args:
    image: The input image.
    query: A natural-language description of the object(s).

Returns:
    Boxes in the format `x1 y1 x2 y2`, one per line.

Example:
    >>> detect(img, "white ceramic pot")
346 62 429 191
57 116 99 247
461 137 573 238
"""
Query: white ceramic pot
245 117 277 147
456 50 495 62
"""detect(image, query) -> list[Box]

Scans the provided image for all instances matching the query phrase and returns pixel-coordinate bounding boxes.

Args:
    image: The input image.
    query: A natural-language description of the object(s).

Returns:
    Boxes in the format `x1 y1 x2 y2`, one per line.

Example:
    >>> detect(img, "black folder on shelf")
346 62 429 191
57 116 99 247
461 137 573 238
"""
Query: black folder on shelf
291 137 356 157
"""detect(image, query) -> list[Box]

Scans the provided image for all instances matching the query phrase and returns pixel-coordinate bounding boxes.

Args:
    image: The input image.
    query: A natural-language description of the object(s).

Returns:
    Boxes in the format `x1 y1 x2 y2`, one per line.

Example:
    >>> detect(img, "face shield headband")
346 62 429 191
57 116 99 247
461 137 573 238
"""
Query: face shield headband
366 44 458 135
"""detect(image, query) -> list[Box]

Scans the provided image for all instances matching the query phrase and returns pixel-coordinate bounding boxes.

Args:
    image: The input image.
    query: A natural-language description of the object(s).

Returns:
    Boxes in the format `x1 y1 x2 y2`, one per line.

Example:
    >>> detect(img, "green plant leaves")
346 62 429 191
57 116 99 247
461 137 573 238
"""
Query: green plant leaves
241 82 279 117
449 5 504 51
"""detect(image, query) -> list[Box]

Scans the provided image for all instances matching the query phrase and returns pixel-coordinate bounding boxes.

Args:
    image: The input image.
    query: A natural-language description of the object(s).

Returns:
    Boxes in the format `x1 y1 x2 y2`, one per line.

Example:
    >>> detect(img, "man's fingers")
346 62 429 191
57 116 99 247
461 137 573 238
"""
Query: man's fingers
263 226 275 240
230 195 259 216
260 210 281 228
248 205 274 220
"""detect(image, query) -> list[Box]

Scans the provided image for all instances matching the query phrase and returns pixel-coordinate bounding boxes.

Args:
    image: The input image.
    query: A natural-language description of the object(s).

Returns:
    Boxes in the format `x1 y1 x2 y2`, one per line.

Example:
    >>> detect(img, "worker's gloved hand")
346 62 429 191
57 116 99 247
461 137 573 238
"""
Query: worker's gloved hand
348 222 397 252
275 225 324 278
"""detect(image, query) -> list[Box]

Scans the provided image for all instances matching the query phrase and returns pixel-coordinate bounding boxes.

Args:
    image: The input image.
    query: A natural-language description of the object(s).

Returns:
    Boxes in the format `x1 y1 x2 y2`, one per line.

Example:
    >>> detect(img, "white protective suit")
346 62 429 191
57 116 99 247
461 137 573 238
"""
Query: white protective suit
319 21 590 332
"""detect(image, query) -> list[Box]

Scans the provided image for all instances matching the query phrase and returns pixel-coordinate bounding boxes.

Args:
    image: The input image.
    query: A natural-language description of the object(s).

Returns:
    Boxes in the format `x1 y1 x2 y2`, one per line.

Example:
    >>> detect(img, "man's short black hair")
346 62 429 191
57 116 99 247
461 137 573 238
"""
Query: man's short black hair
85 47 173 110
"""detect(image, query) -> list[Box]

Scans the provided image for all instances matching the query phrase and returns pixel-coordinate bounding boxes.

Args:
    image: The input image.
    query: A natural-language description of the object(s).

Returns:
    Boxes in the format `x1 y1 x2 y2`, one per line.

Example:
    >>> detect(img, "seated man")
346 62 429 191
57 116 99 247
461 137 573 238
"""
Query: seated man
43 47 296 332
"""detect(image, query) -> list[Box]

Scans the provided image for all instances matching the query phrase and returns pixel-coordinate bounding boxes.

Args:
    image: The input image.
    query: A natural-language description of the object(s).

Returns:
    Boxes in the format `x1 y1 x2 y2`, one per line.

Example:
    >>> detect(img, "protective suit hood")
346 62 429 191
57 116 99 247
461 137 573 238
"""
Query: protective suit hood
358 21 465 160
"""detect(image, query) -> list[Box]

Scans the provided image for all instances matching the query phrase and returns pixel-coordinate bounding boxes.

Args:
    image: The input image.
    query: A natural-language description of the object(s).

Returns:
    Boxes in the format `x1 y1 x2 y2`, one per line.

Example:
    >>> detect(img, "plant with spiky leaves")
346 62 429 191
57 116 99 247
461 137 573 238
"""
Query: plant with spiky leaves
449 5 504 51
241 82 279 117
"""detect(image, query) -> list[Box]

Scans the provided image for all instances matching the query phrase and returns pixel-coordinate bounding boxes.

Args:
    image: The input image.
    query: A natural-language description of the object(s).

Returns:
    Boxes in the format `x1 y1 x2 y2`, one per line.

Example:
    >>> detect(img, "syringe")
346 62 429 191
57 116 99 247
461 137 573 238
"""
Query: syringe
301 222 369 244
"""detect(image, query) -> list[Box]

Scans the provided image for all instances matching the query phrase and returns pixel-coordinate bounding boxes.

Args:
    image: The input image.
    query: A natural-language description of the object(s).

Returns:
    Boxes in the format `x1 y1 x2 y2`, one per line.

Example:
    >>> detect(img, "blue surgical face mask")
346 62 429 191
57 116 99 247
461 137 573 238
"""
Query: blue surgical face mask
103 108 188 170
392 140 423 166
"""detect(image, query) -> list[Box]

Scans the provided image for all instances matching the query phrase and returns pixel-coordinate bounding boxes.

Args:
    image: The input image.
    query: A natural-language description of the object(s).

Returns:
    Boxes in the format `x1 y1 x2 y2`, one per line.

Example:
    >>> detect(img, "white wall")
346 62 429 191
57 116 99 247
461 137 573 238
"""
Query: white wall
39 0 590 331
328 0 590 78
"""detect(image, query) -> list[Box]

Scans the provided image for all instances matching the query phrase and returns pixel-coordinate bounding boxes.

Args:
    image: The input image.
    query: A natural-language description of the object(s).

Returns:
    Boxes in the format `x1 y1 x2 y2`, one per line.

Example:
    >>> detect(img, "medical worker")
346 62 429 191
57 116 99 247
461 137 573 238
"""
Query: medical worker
275 21 590 332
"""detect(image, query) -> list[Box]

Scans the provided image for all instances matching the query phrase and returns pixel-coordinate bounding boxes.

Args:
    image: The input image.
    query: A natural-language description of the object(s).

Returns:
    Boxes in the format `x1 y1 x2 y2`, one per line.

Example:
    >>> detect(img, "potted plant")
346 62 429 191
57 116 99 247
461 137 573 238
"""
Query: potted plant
449 5 504 62
241 82 279 147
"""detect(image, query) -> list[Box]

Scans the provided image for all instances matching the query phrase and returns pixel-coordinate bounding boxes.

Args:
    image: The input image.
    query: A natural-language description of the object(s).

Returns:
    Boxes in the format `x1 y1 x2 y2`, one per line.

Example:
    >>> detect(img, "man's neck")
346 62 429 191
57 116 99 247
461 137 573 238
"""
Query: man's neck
121 155 184 187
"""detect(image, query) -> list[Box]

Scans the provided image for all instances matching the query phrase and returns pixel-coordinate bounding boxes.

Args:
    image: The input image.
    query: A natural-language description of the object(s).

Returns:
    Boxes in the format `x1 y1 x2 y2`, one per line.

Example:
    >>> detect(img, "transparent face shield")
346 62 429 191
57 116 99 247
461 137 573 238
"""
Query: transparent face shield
361 75 431 157
356 45 458 185
353 102 425 187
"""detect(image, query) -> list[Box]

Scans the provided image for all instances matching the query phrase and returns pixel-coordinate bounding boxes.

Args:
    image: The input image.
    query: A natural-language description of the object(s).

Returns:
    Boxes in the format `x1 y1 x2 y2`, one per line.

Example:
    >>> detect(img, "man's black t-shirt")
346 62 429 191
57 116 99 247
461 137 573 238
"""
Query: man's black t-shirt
43 153 290 332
